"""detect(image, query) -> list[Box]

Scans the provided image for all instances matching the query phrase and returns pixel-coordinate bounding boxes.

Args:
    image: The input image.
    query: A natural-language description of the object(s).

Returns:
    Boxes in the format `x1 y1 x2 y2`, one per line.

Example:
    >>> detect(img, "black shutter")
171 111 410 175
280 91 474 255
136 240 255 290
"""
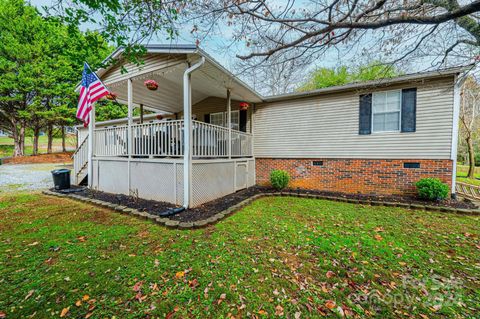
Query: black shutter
401 88 416 133
239 110 247 132
359 94 372 135
204 113 210 123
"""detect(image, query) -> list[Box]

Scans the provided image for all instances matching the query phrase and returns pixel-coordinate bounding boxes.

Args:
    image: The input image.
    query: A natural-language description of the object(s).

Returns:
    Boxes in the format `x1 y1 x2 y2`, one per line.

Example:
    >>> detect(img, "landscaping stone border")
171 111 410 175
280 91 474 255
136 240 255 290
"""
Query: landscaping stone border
42 189 480 230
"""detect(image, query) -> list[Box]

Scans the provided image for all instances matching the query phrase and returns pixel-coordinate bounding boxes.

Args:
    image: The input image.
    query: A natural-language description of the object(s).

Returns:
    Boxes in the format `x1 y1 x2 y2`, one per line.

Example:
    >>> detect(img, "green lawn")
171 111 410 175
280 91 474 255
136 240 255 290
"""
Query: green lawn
0 194 479 318
456 164 480 186
0 136 76 158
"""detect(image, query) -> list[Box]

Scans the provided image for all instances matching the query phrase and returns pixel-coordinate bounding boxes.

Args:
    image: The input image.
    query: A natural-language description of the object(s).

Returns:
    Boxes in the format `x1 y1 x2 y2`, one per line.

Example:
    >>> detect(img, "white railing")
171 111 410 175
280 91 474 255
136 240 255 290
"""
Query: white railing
94 125 128 156
93 120 253 158
231 129 253 157
192 120 229 157
73 136 88 177
132 120 184 157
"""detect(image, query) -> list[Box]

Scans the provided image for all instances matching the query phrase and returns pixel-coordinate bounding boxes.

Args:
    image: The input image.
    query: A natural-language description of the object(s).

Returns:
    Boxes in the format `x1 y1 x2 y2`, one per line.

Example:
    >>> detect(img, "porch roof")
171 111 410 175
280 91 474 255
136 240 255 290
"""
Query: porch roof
95 44 262 114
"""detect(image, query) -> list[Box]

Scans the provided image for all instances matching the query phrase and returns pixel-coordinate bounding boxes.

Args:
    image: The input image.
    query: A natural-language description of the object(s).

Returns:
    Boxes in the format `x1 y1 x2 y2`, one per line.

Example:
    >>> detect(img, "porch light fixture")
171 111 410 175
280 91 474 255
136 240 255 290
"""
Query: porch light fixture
105 92 117 100
144 79 159 91
239 102 249 111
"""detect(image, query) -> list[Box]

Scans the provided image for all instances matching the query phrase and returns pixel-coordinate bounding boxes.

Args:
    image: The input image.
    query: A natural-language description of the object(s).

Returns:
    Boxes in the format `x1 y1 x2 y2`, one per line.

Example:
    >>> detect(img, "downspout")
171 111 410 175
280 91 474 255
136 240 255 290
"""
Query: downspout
451 74 465 198
183 57 205 209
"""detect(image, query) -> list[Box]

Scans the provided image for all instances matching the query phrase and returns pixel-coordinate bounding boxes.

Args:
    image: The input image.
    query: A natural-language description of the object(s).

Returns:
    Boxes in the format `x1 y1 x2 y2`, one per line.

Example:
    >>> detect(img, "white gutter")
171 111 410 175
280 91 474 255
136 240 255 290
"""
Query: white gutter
183 57 205 208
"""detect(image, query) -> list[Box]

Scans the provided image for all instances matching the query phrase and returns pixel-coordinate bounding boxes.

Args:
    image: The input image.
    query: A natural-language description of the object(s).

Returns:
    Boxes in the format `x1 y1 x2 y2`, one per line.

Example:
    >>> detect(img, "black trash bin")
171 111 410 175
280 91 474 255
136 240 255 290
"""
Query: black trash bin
51 169 71 190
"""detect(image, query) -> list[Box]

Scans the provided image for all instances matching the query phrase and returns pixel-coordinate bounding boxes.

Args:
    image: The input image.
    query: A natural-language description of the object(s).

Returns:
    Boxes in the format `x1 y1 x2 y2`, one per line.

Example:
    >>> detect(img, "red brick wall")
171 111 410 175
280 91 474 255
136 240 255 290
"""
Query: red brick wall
256 158 453 196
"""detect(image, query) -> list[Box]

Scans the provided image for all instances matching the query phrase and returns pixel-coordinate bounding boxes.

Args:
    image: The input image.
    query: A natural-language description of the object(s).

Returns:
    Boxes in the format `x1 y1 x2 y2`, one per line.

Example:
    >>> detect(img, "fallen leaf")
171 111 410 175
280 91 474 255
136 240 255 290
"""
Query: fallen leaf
165 306 179 319
294 312 301 319
374 234 383 241
398 262 407 267
188 278 199 289
0 312 5 319
82 295 90 301
75 300 82 307
217 293 227 305
133 281 143 292
28 241 39 246
275 305 284 316
326 271 335 278
325 300 336 309
77 236 86 242
25 289 34 300
175 271 185 279
258 309 267 315
60 307 70 317
85 312 93 319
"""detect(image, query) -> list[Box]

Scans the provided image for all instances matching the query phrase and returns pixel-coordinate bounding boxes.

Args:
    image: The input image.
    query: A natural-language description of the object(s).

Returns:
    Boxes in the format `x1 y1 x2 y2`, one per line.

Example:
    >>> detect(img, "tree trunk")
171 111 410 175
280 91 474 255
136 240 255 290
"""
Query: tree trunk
61 126 66 152
47 125 53 154
18 123 25 156
467 135 476 179
11 120 23 157
33 126 40 155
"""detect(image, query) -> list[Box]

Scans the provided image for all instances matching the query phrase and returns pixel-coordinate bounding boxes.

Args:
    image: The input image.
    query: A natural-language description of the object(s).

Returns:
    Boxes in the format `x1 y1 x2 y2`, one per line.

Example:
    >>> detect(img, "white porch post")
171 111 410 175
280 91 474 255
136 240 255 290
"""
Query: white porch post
227 89 232 159
127 78 133 193
87 105 95 188
182 57 205 208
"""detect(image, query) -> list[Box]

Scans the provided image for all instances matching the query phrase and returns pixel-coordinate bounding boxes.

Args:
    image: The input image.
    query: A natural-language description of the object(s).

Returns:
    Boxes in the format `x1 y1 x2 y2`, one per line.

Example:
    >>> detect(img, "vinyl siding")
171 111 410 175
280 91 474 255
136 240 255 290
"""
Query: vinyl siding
253 77 455 159
102 54 187 85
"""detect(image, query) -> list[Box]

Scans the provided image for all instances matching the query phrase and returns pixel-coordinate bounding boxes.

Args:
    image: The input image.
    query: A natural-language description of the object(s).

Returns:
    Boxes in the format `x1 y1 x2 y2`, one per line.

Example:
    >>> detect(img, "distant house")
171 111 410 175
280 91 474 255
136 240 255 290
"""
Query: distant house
74 44 464 208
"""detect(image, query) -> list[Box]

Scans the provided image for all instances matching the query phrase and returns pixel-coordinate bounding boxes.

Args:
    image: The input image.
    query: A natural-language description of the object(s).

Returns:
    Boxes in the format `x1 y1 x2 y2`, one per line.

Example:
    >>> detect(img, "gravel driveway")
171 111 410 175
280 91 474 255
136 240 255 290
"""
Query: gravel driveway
0 163 73 193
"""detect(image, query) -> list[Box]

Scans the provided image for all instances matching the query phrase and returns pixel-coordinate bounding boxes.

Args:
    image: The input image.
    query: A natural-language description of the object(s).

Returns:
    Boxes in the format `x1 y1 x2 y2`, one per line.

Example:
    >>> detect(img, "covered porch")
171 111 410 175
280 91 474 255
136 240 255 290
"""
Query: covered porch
73 45 261 208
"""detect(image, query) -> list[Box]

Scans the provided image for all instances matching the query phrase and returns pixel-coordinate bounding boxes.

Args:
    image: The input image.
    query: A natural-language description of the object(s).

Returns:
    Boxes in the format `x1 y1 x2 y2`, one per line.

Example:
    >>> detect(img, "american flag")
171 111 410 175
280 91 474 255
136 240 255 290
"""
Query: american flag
77 63 109 126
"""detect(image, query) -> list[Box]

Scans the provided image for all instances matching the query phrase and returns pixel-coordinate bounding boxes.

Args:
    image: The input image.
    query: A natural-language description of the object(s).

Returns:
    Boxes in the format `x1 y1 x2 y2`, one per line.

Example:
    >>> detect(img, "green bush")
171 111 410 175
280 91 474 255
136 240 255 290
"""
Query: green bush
415 178 449 201
270 169 290 190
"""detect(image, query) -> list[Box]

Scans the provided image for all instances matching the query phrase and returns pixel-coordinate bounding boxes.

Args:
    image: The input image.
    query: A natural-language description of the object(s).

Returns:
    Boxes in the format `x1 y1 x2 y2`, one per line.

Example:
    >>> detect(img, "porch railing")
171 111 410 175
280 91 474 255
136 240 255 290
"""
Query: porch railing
93 120 253 158
94 125 128 156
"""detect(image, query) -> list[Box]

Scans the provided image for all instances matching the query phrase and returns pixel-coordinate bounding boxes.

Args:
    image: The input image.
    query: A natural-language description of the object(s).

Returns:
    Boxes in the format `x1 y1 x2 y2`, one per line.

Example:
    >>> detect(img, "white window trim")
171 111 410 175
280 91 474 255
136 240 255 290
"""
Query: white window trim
371 89 402 133
210 110 240 129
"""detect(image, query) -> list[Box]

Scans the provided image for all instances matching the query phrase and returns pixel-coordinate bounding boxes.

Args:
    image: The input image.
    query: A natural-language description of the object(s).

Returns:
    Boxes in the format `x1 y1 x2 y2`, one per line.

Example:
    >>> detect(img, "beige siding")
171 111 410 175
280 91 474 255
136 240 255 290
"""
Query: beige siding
254 77 455 159
102 54 186 85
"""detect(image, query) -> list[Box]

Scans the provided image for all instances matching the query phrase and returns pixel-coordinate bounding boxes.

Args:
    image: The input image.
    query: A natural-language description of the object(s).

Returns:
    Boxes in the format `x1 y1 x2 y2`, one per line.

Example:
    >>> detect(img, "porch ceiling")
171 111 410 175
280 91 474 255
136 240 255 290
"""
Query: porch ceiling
103 55 261 114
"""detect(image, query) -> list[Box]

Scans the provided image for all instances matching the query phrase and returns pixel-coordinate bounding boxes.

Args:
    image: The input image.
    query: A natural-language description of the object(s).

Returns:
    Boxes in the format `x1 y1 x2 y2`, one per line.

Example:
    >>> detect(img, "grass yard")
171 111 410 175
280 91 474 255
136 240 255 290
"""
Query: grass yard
0 136 76 158
0 194 479 318
456 164 480 186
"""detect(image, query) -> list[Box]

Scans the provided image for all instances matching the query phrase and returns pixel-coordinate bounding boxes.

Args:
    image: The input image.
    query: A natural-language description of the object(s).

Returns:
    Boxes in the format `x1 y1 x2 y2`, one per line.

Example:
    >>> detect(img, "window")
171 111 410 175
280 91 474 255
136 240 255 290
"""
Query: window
210 112 224 126
209 111 239 129
372 90 401 132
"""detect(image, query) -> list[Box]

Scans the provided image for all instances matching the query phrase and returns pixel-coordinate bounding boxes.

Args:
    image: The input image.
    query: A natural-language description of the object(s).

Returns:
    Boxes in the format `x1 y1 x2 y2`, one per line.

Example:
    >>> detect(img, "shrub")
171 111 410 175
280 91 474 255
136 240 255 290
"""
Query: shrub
270 169 290 190
415 178 449 201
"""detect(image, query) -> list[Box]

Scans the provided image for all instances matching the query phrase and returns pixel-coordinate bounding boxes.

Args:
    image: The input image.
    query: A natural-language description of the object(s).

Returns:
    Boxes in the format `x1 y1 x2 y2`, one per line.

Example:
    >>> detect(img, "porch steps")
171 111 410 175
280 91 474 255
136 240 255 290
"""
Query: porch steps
72 136 88 185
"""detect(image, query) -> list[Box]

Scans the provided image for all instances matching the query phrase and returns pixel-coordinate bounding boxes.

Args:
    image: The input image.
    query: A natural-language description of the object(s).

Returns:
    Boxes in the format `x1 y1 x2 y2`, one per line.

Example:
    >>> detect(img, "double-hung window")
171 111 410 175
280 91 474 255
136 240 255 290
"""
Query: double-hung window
210 112 225 127
372 90 401 132
209 111 239 130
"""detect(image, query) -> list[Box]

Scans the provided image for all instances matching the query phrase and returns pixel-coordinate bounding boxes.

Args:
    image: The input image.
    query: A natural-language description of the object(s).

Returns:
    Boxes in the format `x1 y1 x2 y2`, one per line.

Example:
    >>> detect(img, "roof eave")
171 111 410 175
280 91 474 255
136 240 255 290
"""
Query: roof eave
263 65 471 103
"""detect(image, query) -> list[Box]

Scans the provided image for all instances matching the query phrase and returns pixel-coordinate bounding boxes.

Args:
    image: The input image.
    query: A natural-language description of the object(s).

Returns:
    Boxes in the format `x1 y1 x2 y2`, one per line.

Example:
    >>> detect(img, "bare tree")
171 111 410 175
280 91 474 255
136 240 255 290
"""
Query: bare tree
459 76 480 179
187 0 480 69
235 42 309 95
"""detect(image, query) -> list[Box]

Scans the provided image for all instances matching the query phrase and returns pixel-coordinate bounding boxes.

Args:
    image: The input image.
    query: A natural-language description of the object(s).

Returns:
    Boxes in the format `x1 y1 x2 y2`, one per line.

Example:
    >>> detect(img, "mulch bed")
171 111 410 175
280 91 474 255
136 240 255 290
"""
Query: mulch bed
54 186 476 223
2 152 73 164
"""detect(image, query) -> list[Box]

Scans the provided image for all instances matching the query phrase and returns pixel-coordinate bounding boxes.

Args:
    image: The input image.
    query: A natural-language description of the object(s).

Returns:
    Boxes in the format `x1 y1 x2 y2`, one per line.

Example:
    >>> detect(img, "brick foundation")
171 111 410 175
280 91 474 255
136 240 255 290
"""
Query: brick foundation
256 158 453 196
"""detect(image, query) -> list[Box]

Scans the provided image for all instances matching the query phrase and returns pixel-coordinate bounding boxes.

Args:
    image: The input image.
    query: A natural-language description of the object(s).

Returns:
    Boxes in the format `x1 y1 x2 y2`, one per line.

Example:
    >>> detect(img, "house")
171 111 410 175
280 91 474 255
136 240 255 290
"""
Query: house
73 44 464 208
